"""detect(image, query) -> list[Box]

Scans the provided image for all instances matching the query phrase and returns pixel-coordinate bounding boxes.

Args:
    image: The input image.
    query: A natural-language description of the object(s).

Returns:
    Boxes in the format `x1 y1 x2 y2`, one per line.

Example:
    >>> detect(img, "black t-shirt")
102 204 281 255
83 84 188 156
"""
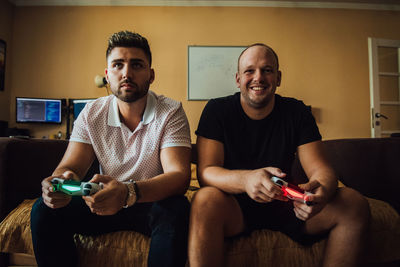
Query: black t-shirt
195 93 321 178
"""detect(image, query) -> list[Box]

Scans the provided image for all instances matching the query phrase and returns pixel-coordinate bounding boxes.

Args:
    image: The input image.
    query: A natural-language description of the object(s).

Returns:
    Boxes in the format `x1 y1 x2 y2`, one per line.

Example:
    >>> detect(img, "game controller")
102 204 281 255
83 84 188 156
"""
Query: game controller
271 176 314 206
51 178 102 196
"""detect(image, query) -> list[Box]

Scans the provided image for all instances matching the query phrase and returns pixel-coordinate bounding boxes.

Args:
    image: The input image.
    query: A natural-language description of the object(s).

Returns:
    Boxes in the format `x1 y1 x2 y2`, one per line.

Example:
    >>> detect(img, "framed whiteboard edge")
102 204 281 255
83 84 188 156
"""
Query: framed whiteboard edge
187 45 246 101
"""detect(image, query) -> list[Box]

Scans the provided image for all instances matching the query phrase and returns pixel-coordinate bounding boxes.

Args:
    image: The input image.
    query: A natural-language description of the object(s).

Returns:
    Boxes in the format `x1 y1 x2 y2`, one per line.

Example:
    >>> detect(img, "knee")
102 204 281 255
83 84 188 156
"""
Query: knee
335 187 371 226
31 197 47 214
31 197 52 229
31 197 66 237
190 187 230 221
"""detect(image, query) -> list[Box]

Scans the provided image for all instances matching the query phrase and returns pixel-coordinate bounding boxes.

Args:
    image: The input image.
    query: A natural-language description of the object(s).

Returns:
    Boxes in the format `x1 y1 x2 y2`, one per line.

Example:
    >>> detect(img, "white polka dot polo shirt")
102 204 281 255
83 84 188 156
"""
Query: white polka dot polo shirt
70 91 191 182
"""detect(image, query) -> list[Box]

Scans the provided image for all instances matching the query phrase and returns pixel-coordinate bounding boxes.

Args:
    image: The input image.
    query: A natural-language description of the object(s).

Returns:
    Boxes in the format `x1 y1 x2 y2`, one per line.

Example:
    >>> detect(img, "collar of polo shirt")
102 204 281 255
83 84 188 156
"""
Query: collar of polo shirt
107 90 157 127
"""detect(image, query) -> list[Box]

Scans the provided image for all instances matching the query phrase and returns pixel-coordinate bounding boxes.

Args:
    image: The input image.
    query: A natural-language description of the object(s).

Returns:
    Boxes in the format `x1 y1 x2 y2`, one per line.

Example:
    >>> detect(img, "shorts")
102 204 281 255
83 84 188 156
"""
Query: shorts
233 193 327 246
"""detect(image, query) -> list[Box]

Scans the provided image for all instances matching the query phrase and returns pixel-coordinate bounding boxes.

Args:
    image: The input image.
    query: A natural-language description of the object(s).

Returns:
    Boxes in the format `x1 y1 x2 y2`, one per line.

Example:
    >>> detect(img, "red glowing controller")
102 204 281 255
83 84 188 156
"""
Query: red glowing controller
271 177 314 206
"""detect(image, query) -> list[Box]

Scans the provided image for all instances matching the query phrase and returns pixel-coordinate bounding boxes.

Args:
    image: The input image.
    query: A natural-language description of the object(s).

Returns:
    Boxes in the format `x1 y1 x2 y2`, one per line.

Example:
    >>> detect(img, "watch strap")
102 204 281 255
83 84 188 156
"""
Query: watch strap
132 180 140 201
123 180 137 208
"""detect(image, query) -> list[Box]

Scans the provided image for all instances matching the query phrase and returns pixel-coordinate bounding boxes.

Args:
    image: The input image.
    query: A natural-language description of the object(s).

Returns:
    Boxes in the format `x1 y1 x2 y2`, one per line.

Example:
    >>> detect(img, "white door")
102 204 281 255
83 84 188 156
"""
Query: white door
368 38 400 138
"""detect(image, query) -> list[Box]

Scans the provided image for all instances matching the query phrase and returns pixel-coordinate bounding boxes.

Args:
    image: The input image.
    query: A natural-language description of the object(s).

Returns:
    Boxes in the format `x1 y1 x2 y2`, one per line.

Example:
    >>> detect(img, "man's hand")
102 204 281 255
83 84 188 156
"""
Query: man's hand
41 171 77 209
83 174 128 216
294 141 339 221
293 180 330 221
244 167 288 203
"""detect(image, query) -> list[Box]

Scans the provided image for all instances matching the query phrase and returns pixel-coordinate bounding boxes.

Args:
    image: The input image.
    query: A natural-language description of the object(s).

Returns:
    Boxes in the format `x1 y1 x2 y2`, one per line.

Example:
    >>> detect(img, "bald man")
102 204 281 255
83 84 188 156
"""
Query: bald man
189 43 370 267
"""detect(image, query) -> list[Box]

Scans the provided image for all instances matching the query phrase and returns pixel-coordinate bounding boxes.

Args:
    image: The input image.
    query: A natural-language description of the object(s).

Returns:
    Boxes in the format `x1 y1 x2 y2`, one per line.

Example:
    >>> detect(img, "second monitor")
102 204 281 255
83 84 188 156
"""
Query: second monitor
70 98 96 120
66 98 96 139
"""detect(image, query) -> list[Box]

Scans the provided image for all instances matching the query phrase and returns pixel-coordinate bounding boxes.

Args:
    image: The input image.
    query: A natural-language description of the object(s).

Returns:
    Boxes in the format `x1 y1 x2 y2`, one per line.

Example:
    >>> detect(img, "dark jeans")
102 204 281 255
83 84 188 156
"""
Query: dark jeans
30 195 190 267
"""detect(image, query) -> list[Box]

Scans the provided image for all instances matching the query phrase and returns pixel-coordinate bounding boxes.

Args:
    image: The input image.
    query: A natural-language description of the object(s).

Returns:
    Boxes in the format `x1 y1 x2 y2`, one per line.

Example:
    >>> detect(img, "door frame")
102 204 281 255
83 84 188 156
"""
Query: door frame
368 37 400 137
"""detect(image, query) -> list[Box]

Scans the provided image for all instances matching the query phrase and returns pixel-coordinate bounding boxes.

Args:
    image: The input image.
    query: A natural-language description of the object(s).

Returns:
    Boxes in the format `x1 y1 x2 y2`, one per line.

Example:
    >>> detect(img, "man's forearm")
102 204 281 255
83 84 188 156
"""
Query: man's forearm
135 171 190 203
51 141 96 181
199 166 250 194
308 170 338 200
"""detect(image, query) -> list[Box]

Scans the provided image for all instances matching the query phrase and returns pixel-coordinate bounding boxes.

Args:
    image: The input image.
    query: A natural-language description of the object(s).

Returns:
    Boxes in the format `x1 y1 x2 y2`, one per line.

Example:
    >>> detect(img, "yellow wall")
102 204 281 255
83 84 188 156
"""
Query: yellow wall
0 0 14 122
5 5 400 140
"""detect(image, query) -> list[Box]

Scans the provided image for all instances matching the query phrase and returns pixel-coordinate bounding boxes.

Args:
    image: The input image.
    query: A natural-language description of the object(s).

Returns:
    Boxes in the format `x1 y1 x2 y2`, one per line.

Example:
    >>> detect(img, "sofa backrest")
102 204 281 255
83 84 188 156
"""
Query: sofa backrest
194 138 400 213
0 138 68 220
0 137 99 221
1 137 399 221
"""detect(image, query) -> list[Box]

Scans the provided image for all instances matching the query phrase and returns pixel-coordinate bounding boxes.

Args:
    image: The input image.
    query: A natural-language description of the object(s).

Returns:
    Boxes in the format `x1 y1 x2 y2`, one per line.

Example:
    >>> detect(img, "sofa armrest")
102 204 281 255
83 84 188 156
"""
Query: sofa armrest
322 138 400 213
0 137 70 221
291 138 400 214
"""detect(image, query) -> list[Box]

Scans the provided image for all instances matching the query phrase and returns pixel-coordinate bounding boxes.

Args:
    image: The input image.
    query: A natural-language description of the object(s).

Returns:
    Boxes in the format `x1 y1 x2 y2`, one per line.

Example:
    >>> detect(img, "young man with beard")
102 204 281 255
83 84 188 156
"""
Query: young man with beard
30 31 191 267
189 44 370 267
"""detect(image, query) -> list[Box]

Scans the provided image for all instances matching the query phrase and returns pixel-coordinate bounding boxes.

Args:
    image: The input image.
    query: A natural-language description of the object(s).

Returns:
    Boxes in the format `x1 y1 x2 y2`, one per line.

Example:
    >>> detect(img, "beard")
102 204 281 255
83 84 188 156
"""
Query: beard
245 94 273 109
111 78 151 103
241 87 275 109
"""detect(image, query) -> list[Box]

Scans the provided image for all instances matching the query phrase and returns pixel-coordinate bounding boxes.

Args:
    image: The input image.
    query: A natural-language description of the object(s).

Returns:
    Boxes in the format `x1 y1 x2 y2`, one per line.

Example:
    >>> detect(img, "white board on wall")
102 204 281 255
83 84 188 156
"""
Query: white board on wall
188 46 246 100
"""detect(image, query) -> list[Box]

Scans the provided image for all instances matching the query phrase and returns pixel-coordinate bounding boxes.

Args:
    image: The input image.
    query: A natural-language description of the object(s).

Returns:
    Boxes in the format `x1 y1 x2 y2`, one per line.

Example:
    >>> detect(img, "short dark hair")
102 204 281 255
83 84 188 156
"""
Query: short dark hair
106 31 152 66
238 43 279 71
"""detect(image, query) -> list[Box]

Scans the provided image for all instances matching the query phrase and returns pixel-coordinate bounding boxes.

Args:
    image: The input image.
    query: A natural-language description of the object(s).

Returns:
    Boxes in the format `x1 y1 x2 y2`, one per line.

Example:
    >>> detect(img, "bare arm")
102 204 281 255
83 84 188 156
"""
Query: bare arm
52 141 96 179
293 140 338 220
197 136 245 193
135 146 191 202
297 140 338 199
41 141 96 209
197 136 285 202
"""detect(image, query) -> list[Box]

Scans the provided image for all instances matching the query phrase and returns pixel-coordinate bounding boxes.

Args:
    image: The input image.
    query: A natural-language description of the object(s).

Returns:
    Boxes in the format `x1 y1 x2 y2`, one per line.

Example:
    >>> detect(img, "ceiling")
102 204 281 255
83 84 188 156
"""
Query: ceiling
6 0 400 8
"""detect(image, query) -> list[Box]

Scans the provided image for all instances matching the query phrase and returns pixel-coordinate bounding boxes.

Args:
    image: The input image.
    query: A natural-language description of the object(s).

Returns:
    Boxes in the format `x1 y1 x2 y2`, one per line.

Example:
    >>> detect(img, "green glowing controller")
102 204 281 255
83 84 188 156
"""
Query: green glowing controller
51 178 102 196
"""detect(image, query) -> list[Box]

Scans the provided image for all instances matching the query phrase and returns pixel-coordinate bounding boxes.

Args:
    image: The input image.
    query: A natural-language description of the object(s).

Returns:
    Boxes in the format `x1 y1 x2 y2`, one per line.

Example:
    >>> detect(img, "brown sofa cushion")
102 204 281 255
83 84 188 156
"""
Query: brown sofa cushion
1 195 399 266
0 199 34 255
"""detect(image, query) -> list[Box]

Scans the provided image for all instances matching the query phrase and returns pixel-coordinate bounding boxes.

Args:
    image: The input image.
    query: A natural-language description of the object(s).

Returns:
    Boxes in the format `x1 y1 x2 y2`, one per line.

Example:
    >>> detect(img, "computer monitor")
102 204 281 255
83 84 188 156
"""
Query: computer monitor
64 98 96 140
16 97 64 124
70 99 96 120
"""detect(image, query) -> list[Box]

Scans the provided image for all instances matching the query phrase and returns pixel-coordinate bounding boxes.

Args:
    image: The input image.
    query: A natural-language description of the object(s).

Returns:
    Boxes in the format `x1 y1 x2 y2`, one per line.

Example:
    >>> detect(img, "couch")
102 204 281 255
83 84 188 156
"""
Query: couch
0 137 399 267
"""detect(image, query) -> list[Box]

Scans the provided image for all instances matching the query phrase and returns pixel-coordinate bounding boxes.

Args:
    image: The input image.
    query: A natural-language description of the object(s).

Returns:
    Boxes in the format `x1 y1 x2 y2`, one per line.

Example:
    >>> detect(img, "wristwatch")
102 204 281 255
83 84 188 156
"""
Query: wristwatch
123 180 137 208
